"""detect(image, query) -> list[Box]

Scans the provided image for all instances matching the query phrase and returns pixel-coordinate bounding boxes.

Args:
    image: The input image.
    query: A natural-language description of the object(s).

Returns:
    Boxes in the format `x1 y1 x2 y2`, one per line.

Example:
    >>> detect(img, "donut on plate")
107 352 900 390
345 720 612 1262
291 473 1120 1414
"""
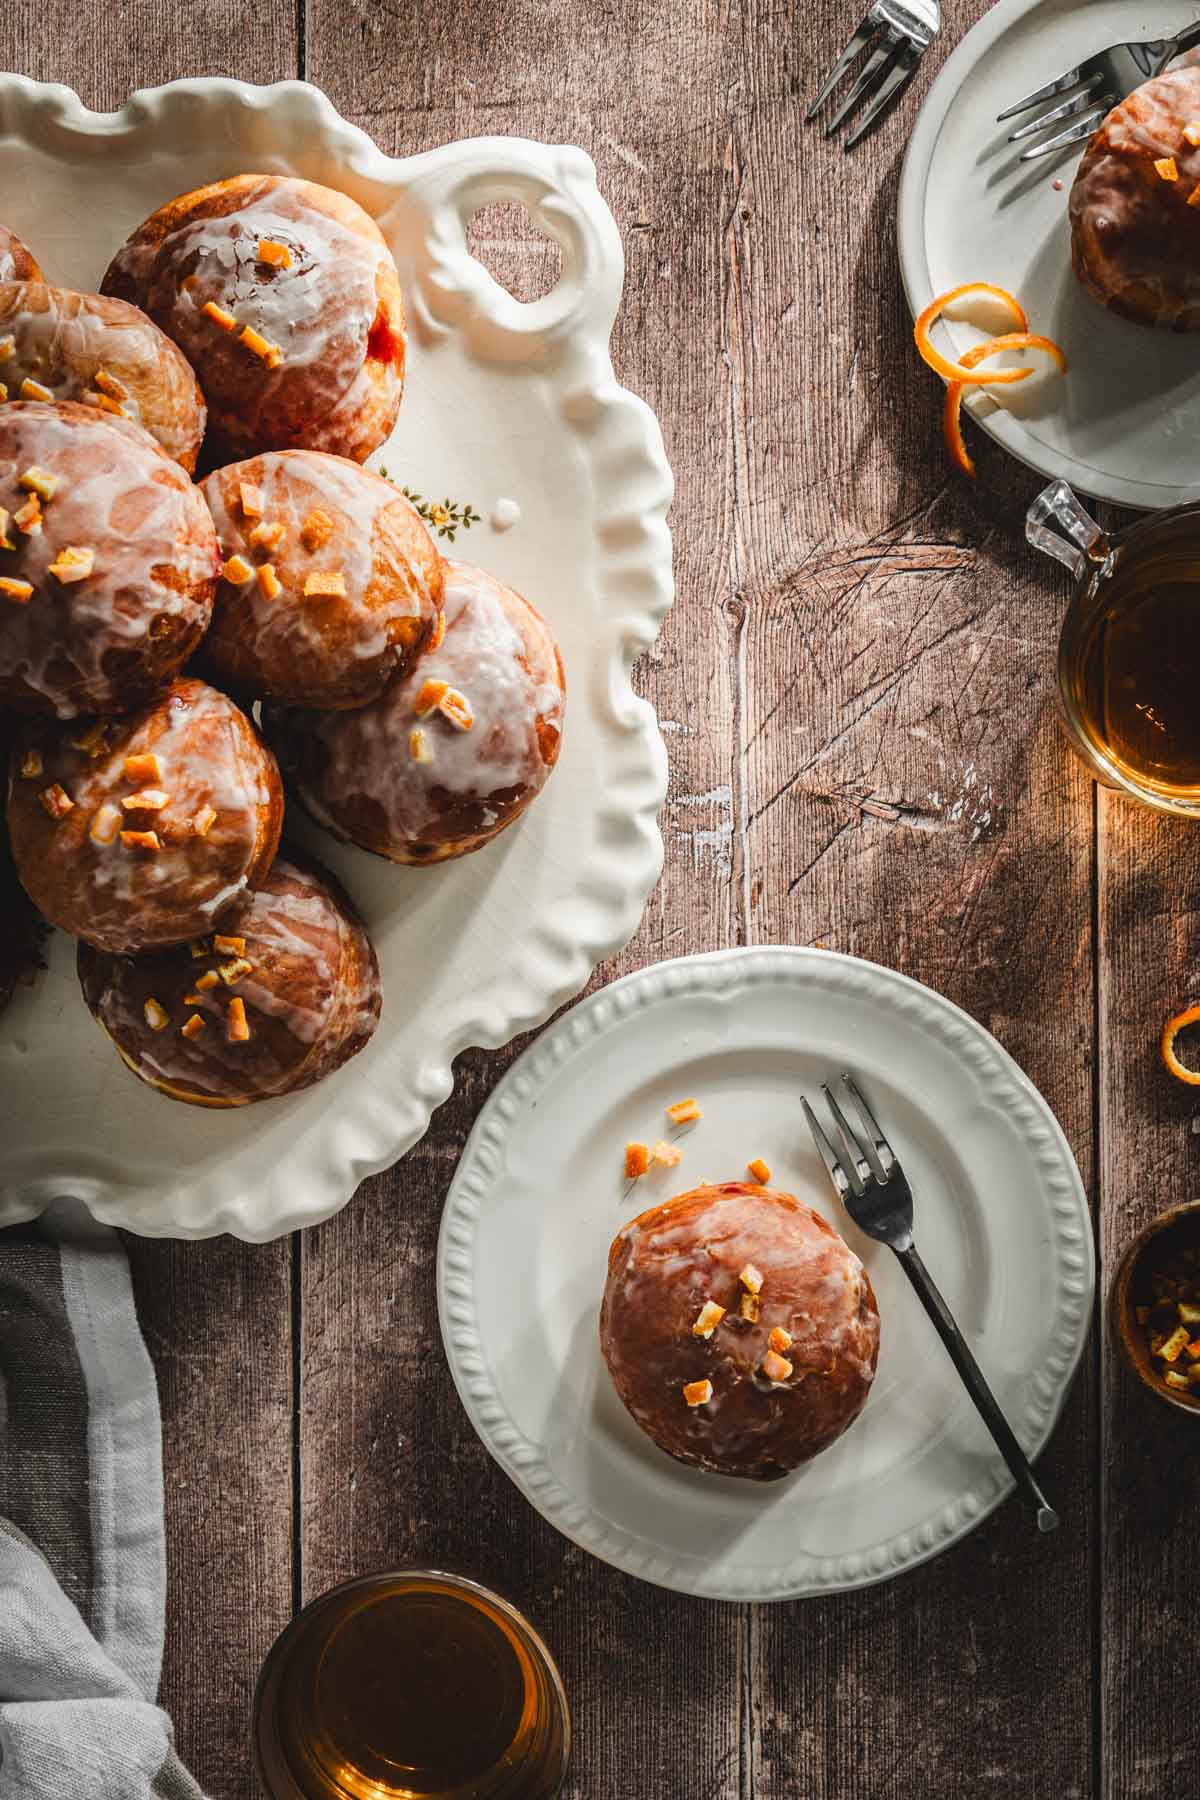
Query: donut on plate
0 225 42 283
200 451 442 708
101 174 406 462
1070 67 1200 330
7 676 282 954
600 1182 880 1480
77 850 381 1107
0 400 219 717
265 560 565 863
0 283 206 469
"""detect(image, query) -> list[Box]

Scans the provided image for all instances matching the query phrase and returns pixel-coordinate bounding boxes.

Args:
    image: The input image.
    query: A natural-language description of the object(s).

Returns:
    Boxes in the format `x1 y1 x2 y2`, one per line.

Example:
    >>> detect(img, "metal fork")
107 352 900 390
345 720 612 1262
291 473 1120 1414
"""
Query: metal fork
998 20 1200 162
807 0 940 151
802 1073 1059 1533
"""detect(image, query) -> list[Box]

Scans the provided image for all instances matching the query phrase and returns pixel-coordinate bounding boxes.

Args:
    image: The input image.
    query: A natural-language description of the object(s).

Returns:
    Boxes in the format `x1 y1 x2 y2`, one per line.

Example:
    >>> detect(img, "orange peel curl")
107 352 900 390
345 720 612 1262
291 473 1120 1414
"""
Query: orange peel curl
943 332 1069 478
1162 1005 1200 1087
914 283 1031 385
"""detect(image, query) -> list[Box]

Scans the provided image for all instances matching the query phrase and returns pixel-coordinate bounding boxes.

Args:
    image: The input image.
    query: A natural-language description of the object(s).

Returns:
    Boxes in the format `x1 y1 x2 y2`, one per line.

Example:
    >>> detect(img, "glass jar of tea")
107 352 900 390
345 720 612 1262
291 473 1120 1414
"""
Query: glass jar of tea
1029 480 1200 815
253 1570 570 1799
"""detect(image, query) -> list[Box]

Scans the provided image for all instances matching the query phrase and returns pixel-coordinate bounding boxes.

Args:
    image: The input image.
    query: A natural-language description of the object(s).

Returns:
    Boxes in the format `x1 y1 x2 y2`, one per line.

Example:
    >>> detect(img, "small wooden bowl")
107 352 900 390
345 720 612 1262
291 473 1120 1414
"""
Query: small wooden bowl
1112 1200 1200 1415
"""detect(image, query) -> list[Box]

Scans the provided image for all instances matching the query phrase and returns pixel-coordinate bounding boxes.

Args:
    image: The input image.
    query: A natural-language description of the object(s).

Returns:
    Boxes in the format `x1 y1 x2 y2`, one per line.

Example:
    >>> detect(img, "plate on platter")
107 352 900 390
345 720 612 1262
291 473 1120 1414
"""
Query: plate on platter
898 0 1200 510
0 77 673 1241
437 947 1093 1600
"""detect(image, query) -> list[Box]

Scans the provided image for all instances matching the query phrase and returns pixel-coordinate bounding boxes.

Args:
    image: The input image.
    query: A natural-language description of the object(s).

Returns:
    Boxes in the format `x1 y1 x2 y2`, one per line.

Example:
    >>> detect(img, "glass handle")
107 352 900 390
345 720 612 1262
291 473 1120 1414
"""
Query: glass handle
1026 480 1109 579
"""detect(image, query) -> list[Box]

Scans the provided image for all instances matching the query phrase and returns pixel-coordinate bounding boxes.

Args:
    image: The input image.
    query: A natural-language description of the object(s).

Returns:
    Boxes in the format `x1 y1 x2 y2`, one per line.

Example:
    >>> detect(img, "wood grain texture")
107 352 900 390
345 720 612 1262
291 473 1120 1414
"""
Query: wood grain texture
1099 802 1200 1800
11 0 1196 1790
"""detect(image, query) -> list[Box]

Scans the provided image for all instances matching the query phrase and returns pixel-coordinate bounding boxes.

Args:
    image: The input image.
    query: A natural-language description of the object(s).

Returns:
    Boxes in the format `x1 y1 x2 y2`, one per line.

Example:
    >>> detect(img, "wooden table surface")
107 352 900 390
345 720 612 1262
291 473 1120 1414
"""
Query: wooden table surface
6 1 1198 1793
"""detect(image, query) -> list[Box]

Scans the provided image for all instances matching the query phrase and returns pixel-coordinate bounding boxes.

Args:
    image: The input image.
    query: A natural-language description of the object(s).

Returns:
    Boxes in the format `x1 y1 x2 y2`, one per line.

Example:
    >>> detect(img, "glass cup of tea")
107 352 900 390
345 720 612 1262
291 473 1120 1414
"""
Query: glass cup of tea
1028 481 1200 817
253 1570 571 1800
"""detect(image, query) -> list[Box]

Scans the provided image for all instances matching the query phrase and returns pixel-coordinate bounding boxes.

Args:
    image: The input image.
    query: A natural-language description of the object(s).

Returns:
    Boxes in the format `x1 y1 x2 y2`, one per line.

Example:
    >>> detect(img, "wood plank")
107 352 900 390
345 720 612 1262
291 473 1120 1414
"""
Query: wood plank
125 1238 294 1799
1099 802 1200 1800
301 2 745 1794
735 1 1098 1793
0 10 301 1798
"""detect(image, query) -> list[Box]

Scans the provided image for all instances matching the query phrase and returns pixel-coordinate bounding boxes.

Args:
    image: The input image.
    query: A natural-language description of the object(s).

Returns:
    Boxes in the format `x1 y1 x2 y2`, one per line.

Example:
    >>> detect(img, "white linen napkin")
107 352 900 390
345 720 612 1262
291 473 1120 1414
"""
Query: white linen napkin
0 1200 207 1798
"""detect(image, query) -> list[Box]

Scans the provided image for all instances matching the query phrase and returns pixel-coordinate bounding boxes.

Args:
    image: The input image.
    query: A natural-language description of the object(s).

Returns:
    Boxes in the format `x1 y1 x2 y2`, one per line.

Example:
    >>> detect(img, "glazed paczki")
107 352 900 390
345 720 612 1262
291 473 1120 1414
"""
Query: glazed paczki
0 225 42 283
77 850 382 1107
265 560 564 862
1071 67 1200 331
0 283 207 470
200 452 442 708
7 677 282 954
0 400 219 717
600 1182 880 1480
102 174 406 462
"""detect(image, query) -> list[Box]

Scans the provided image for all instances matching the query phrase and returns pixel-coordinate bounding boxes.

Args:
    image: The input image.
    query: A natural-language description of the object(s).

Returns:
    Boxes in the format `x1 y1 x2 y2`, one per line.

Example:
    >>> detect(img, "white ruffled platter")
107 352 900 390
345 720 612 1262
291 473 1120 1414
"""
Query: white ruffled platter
0 78 673 1241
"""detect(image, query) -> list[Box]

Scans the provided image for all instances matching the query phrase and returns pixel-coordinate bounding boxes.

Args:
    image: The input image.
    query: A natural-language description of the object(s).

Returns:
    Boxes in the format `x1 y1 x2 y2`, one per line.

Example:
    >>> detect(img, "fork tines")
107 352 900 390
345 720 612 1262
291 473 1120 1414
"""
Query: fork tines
807 9 926 151
996 62 1114 163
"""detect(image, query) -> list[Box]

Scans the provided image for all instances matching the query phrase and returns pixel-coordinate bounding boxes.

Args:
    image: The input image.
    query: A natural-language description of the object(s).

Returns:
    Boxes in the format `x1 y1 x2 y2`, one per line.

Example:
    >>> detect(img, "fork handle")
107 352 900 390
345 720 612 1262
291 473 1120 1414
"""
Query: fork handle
1170 21 1200 58
896 1243 1059 1533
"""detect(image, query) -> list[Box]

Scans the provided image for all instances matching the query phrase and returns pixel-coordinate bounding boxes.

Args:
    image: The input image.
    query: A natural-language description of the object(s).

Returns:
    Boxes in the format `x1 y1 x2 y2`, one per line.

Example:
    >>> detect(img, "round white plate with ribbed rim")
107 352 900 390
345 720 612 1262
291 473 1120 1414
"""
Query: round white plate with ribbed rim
898 0 1200 509
0 77 672 1241
437 947 1092 1599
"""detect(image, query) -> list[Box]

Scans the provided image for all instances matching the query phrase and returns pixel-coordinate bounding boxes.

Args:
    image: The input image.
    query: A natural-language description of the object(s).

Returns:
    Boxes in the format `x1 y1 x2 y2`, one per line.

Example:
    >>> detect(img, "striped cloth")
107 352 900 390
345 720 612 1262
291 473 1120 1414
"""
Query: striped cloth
0 1201 205 1798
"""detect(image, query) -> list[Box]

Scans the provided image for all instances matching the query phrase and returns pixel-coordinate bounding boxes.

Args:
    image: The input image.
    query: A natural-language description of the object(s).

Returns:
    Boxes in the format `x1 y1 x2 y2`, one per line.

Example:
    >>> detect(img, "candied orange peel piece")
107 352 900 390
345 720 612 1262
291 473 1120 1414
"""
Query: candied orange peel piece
1156 157 1179 182
943 333 1068 479
257 238 292 270
747 1157 771 1184
914 284 1032 386
413 678 449 717
304 570 347 599
624 1142 650 1179
652 1140 682 1168
682 1378 713 1407
39 783 73 819
666 1097 702 1125
1162 1004 1200 1087
222 554 254 586
125 750 165 784
693 1300 727 1338
202 301 237 332
300 509 334 552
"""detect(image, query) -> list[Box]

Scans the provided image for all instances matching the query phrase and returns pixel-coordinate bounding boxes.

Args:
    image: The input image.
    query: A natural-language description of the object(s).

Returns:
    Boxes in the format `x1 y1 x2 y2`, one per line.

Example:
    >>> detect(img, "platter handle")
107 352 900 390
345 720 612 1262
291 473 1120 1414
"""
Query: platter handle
399 137 626 361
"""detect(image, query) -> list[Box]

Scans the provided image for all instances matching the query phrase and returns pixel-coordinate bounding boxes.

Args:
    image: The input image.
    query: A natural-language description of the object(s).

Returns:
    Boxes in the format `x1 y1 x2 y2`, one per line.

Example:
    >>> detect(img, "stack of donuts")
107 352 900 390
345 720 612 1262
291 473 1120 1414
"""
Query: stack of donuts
0 177 565 1107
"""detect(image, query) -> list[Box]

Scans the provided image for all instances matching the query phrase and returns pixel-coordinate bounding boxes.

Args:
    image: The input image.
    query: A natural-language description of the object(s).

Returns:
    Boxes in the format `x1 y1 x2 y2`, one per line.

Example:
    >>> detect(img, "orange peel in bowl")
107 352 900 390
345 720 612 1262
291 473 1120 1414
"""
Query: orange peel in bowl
1162 1005 1200 1086
914 283 1032 385
943 332 1069 478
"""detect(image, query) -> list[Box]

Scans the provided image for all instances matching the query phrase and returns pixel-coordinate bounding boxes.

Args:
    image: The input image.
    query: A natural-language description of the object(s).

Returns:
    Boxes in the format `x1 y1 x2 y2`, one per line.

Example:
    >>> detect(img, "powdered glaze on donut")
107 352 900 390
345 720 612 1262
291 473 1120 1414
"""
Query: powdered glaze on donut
266 559 565 862
102 176 405 460
0 226 42 283
76 852 382 1107
201 451 442 708
1071 68 1200 330
0 401 219 717
0 283 206 468
600 1183 879 1479
7 677 282 954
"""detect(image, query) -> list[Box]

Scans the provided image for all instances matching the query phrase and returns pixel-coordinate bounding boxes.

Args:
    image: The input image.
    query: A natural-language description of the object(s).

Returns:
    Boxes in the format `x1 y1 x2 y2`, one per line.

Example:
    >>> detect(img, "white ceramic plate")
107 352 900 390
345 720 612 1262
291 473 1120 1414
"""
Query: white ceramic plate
437 947 1093 1599
0 78 673 1240
898 0 1200 509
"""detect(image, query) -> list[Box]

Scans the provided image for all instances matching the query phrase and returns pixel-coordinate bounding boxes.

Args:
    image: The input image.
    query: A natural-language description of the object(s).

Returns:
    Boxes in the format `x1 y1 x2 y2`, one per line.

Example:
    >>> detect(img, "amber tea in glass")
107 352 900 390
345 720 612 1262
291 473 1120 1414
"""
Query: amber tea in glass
1030 481 1200 817
1064 541 1200 806
253 1572 570 1800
